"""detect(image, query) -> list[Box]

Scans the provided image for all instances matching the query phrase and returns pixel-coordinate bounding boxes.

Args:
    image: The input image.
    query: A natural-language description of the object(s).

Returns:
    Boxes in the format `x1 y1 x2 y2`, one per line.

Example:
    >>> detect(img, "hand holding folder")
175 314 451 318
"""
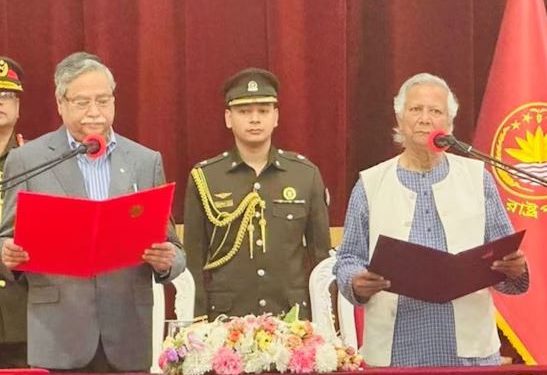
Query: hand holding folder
13 183 175 277
367 230 525 303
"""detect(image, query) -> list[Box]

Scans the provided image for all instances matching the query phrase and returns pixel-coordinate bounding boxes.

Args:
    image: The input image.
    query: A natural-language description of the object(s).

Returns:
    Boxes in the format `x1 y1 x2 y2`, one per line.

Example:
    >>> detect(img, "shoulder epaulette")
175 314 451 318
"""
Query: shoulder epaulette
276 149 315 167
194 151 230 168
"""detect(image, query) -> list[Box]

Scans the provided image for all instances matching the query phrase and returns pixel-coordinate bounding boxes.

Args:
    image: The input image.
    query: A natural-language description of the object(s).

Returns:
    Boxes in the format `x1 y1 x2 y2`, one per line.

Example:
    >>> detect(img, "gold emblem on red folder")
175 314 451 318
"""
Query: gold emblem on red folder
129 205 144 218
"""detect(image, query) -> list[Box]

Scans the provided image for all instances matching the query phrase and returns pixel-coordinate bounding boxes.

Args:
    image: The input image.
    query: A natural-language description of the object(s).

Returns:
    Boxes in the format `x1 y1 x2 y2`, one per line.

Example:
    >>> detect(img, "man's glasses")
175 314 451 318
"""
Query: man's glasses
63 94 114 111
0 91 18 101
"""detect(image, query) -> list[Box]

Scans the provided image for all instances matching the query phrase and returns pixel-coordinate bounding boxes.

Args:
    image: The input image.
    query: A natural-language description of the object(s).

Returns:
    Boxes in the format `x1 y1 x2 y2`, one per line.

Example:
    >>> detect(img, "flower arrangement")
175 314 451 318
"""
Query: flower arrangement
159 306 364 375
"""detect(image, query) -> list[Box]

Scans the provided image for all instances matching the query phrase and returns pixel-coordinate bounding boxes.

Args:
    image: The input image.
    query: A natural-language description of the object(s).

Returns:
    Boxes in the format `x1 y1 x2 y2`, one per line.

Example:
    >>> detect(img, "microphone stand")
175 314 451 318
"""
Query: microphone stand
445 137 547 188
0 145 86 193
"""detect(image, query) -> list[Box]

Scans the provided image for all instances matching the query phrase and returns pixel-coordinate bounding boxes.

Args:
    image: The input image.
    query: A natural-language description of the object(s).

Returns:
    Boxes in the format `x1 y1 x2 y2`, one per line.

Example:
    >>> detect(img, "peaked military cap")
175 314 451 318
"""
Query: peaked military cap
224 67 279 107
0 56 24 92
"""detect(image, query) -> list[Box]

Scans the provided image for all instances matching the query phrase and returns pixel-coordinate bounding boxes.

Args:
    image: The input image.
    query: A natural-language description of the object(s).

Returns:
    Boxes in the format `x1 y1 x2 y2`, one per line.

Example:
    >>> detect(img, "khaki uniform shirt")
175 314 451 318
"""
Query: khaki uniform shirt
0 133 27 344
184 147 331 320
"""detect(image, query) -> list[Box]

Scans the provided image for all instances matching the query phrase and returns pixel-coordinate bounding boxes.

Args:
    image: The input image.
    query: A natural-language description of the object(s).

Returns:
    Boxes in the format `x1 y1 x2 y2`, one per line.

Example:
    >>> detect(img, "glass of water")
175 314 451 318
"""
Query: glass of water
165 319 193 338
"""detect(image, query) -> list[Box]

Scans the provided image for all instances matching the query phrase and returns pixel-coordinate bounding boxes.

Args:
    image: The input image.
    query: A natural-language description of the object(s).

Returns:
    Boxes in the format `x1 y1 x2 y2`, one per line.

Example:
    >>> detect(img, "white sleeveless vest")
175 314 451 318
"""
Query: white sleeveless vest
359 153 499 366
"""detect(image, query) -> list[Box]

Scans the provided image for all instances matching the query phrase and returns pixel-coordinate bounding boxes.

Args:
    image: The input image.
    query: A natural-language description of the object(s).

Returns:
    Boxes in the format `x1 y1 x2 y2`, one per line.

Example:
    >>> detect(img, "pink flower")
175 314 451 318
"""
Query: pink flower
187 332 206 351
288 347 316 373
212 347 243 375
158 351 169 370
303 334 325 348
259 317 278 334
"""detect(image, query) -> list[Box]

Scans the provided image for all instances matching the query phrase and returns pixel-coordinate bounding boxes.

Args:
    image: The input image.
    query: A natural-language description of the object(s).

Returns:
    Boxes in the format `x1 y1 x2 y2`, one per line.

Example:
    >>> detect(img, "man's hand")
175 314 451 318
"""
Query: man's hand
491 249 527 279
351 269 391 303
142 242 177 274
1 238 29 269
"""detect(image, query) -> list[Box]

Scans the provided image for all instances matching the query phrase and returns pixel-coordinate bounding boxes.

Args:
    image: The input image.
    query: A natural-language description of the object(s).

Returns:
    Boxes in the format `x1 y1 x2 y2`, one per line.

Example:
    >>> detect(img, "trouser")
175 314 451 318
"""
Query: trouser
0 342 28 368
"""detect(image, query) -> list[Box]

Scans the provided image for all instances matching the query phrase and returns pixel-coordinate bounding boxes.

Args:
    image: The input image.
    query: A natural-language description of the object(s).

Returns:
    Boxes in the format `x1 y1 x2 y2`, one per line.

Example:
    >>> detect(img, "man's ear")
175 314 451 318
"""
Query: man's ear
273 107 279 129
225 109 232 129
56 98 63 116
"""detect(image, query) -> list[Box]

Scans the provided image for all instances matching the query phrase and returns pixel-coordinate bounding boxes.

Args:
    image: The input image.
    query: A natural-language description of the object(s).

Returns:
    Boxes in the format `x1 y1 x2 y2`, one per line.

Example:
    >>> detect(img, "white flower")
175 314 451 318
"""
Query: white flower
236 331 255 354
315 343 338 373
181 349 214 375
272 345 291 373
243 351 273 373
207 325 229 350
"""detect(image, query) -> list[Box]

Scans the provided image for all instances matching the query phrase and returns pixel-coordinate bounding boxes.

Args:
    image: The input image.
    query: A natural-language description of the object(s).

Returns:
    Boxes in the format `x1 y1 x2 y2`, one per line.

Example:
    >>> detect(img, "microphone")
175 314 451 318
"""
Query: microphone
427 130 457 152
78 134 107 159
426 129 547 188
0 134 107 192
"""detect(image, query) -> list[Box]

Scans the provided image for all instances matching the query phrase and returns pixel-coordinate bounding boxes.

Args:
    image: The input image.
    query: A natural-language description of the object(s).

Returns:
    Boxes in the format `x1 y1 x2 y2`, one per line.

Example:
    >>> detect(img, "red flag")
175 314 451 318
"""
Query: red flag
474 0 547 364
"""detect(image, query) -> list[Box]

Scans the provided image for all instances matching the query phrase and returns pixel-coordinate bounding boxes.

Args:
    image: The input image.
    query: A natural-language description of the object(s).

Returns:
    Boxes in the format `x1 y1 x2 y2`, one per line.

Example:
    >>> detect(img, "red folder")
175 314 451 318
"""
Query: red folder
367 231 525 303
13 183 175 277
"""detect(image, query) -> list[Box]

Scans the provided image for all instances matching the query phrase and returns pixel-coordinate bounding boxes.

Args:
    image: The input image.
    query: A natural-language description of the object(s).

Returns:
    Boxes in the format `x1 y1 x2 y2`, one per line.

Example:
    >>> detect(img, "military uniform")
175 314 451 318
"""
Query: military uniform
0 57 27 368
184 146 331 320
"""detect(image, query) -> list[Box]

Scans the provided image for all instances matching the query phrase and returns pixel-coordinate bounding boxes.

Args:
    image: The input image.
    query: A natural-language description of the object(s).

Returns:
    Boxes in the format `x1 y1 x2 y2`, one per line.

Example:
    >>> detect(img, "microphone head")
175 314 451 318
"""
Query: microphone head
82 134 107 159
427 129 450 153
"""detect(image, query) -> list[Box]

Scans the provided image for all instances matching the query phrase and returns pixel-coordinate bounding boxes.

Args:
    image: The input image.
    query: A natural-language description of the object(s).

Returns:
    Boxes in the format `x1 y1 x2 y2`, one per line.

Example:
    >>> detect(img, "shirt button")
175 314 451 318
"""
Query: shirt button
259 299 267 307
278 149 284 154
222 151 229 157
257 269 265 277
0 280 5 288
231 161 237 167
254 182 261 190
302 301 307 307
256 239 263 247
286 214 294 220
211 305 216 311
423 191 428 196
275 160 281 167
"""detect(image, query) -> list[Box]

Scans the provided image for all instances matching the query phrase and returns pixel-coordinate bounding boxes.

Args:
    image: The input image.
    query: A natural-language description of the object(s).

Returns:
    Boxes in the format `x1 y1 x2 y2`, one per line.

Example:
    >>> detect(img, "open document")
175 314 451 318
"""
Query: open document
14 183 175 277
367 230 525 303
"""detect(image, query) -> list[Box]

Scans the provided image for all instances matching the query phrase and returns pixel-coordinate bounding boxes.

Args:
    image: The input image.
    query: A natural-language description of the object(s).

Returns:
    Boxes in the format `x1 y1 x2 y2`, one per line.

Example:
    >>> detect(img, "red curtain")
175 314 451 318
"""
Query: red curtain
2 0 545 225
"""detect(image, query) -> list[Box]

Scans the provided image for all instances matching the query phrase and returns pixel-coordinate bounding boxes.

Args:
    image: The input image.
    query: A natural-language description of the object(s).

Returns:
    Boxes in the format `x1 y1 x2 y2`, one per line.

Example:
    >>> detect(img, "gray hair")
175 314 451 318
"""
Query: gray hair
392 72 458 144
54 52 116 100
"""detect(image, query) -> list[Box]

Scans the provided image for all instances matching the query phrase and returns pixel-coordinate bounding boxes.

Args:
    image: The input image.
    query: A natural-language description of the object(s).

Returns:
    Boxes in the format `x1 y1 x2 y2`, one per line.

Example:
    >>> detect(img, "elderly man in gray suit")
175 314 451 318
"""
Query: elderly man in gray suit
0 52 186 372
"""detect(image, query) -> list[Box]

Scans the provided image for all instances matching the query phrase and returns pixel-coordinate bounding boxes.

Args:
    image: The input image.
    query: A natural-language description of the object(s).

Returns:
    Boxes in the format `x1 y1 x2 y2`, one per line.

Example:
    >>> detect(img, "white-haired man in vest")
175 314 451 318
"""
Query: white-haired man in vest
334 72 528 367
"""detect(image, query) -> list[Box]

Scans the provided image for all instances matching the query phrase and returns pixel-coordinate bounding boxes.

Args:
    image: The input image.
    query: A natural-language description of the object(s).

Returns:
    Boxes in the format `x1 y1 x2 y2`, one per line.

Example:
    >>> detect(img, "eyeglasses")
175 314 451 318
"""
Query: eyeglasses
0 91 18 101
63 94 114 111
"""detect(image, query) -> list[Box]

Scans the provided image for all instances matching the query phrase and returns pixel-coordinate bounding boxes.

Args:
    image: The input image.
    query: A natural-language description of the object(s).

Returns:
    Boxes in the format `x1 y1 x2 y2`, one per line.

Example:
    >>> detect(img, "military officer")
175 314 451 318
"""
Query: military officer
0 56 27 368
184 67 331 321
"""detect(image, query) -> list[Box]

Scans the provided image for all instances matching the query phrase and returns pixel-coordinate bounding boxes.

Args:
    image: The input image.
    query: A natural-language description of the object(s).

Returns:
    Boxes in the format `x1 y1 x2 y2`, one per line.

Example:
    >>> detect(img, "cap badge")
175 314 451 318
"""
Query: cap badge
283 187 297 201
247 80 258 92
0 60 8 77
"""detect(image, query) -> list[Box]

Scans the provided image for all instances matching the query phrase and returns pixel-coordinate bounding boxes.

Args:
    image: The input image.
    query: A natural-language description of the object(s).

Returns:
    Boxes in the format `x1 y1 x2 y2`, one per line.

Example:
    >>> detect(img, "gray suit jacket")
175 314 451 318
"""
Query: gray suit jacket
0 126 186 371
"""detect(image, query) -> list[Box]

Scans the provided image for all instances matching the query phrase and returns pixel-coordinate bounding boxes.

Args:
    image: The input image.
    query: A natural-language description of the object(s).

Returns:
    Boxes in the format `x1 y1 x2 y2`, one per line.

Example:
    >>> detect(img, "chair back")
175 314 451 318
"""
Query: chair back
309 249 358 348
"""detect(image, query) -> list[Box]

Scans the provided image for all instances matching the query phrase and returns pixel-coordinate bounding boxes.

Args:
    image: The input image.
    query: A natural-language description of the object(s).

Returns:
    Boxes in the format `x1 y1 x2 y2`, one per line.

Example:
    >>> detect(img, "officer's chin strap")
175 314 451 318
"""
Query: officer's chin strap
191 167 266 270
